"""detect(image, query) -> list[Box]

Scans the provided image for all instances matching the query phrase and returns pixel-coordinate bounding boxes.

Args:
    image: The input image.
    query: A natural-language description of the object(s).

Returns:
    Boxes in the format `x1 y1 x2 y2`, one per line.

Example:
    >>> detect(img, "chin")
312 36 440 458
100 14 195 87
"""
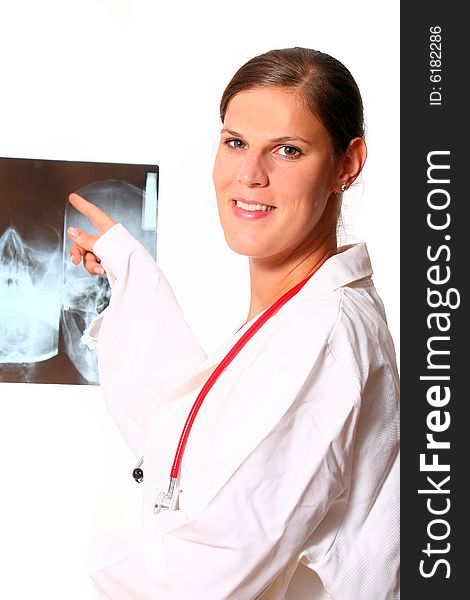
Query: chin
223 232 263 258
226 239 278 260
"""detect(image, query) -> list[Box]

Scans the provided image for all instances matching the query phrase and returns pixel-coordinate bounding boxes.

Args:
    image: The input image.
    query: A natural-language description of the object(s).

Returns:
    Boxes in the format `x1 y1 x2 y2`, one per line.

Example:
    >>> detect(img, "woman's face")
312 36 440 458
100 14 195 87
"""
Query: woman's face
213 87 340 264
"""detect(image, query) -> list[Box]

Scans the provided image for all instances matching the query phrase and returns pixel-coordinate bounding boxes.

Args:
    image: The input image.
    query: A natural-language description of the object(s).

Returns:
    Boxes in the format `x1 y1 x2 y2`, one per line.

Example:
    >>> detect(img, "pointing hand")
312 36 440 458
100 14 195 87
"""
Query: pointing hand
67 193 117 276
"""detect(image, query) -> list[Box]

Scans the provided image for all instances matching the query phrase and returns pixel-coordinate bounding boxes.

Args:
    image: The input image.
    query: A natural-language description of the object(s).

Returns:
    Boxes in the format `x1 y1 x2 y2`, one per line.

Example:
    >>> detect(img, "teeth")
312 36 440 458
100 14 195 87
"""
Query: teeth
235 200 274 211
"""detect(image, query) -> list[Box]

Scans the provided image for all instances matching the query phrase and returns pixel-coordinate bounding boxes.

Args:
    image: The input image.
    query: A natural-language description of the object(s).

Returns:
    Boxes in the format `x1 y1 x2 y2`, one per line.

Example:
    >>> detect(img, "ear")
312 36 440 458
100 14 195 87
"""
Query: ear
333 137 368 193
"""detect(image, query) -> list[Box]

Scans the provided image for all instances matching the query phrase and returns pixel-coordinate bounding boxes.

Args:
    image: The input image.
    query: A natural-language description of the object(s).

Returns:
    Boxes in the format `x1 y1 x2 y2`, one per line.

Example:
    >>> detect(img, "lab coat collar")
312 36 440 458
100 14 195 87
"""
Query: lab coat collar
298 242 373 299
206 243 372 367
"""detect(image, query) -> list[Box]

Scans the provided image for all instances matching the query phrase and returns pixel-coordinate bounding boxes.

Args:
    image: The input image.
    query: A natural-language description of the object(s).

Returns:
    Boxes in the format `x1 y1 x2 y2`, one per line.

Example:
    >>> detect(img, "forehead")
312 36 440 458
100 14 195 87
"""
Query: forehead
223 87 330 143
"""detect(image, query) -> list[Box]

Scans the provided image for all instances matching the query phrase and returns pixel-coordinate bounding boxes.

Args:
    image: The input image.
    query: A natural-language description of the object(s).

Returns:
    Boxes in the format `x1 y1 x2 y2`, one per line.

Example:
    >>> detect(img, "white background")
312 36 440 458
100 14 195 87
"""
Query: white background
0 1 399 598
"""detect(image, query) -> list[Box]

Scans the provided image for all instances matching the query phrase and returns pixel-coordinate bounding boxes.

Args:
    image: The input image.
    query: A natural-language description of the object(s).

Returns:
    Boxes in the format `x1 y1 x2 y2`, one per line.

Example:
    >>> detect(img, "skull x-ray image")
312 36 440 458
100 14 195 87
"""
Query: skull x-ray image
0 157 158 385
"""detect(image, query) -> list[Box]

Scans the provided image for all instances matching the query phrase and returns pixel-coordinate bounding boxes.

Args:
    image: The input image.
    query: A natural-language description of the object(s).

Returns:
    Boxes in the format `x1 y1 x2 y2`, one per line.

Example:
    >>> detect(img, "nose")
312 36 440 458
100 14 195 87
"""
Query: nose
237 150 268 187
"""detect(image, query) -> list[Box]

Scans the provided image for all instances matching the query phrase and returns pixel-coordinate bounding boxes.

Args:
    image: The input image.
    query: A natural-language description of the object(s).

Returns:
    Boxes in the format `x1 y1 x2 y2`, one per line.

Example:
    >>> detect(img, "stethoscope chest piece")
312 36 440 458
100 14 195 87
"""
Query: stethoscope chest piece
154 477 181 513
132 458 181 513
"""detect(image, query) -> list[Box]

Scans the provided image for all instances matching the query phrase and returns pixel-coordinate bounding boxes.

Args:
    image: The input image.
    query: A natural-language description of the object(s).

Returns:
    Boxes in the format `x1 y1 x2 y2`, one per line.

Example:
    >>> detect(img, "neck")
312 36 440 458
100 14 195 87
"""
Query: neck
246 233 337 323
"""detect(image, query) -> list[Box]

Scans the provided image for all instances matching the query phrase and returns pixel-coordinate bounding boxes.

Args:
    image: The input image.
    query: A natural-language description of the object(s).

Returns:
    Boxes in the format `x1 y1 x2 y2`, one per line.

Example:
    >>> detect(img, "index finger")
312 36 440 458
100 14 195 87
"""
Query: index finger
68 193 117 234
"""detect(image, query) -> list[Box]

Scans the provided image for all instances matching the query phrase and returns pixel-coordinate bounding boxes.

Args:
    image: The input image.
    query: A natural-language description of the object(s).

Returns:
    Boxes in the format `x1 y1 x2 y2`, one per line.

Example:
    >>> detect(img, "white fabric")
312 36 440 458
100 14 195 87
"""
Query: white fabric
87 223 400 600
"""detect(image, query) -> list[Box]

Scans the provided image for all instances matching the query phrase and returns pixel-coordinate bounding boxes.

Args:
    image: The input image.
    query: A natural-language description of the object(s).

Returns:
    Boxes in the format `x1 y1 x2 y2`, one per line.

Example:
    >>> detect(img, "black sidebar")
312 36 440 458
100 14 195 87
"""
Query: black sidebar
401 2 467 597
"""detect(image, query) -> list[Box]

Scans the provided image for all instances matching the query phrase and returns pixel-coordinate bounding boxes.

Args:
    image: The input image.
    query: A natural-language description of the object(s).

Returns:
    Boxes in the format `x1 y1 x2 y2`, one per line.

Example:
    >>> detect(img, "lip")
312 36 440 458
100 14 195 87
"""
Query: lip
231 198 276 221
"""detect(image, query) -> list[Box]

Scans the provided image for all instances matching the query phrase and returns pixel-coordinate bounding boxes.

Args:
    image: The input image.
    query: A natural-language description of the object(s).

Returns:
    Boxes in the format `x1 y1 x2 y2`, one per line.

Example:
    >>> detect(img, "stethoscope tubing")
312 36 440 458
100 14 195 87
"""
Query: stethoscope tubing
169 252 332 481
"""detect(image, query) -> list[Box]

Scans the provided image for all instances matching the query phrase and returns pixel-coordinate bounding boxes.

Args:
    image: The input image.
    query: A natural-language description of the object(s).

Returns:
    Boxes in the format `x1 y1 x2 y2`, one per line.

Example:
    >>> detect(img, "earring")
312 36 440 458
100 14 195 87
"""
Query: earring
340 183 349 192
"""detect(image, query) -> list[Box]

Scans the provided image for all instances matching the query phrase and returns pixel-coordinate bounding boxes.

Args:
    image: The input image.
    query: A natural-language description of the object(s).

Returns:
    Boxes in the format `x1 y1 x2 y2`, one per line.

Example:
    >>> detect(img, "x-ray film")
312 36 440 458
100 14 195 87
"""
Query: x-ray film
0 157 159 385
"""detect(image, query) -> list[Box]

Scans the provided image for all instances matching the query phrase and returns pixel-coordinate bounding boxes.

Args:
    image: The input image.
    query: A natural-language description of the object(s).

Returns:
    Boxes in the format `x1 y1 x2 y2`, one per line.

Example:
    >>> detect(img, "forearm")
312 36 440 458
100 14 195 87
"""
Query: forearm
88 223 207 456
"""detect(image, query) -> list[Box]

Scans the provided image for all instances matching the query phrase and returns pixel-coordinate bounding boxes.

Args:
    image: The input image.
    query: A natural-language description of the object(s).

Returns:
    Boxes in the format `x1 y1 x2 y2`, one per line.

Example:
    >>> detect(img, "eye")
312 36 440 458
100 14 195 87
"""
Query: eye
224 138 246 150
277 145 301 159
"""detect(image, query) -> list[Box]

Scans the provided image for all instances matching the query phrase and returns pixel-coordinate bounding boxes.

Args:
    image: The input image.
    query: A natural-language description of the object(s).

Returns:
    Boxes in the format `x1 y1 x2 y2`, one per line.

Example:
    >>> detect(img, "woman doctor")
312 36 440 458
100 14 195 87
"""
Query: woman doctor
68 48 399 599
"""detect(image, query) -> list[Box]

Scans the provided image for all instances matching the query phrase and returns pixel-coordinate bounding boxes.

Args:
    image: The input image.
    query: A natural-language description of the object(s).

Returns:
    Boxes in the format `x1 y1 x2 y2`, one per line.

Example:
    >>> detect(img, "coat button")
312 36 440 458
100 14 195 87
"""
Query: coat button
132 468 144 483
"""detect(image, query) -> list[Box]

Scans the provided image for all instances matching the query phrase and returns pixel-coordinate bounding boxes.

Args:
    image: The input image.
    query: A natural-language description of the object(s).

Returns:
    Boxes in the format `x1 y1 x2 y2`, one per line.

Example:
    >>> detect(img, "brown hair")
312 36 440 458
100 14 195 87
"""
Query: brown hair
219 47 365 157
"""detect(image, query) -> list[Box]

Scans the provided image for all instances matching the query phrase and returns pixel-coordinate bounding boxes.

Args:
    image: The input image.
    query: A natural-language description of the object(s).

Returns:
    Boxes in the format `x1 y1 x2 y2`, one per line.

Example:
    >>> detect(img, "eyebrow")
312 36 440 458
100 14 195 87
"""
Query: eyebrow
220 128 313 146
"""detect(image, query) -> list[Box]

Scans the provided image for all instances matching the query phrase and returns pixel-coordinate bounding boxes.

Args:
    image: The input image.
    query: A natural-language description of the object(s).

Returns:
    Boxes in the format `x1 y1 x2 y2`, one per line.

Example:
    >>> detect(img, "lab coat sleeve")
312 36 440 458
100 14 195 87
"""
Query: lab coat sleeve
90 321 366 599
87 223 208 457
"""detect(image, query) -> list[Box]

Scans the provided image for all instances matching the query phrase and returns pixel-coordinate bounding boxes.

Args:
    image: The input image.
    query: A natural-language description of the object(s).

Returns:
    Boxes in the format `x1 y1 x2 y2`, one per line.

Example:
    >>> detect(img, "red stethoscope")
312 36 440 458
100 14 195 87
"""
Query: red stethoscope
132 254 331 513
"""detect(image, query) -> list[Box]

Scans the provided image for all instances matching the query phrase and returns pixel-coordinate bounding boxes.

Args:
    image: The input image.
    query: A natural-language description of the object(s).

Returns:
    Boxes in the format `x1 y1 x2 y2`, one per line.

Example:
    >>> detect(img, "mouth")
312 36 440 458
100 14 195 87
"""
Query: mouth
232 198 276 212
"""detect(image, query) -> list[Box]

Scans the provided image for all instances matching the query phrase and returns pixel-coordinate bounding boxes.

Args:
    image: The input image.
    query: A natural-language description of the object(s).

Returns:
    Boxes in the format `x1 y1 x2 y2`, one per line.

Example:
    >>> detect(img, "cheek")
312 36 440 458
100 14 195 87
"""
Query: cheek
273 168 323 204
213 151 243 194
278 170 333 225
298 163 334 201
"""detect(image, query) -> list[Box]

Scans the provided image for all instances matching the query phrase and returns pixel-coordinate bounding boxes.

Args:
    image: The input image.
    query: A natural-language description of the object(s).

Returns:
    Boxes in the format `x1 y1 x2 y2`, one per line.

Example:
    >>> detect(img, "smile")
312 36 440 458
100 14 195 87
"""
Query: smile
231 199 276 221
234 200 275 212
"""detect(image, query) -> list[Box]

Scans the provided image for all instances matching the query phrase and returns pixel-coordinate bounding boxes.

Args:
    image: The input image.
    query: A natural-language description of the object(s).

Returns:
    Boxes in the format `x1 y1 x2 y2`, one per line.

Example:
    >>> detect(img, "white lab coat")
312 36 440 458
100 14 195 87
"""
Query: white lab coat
87 223 400 600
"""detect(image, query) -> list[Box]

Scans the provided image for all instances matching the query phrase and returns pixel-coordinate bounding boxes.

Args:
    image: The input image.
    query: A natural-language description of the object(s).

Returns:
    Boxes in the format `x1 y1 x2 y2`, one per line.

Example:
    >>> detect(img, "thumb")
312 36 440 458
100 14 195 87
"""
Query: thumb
67 226 99 252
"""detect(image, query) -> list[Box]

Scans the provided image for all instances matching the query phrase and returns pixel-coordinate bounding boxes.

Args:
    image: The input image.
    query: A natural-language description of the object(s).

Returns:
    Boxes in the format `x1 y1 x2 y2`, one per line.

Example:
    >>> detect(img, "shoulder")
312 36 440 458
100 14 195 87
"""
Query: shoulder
267 242 387 344
271 276 398 392
272 275 382 347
